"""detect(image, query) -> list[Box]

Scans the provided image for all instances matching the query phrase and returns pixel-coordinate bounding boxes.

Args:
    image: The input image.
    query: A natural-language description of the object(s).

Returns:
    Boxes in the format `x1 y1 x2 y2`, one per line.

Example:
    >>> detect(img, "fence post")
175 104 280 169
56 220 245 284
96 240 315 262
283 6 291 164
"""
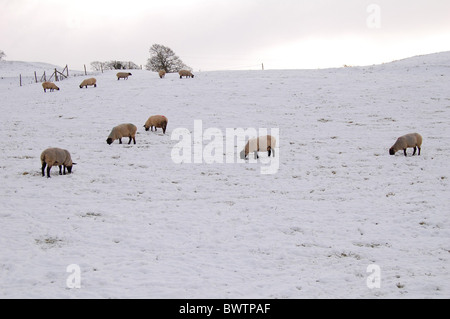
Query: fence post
55 68 58 82
34 71 38 83
20 74 22 87
84 64 87 75
262 63 264 71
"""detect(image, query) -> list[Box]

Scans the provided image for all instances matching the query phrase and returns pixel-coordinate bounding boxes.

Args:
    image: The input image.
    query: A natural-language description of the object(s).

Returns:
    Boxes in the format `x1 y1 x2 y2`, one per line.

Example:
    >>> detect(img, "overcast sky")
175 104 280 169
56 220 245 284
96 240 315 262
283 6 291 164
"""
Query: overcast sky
1 0 450 71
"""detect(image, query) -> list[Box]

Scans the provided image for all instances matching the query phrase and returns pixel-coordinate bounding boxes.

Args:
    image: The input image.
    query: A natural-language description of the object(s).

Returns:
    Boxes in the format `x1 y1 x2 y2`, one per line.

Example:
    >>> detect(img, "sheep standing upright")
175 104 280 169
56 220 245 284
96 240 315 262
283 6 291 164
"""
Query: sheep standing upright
240 135 277 160
159 70 166 78
179 70 194 79
42 82 60 92
40 148 74 178
144 115 168 134
79 78 97 88
116 72 132 80
106 123 137 145
389 133 423 156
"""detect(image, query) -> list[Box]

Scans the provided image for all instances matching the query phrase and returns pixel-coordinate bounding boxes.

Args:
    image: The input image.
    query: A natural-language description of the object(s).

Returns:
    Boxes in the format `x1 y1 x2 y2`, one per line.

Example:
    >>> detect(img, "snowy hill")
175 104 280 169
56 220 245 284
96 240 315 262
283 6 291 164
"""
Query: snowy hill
0 52 449 299
0 60 66 78
0 60 85 87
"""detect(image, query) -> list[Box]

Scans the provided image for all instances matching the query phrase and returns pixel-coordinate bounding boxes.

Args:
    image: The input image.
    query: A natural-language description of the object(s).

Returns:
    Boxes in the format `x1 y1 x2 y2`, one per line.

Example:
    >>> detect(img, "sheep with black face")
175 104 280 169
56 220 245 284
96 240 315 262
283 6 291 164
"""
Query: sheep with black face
389 133 423 157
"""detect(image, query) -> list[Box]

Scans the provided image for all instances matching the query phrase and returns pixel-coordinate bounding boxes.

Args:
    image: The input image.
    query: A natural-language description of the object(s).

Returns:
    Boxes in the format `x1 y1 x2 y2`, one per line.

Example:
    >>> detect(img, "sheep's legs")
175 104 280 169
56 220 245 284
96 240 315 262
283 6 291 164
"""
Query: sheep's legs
128 137 136 145
46 166 51 178
41 163 47 177
418 147 421 156
119 138 122 144
404 149 407 157
413 147 417 156
254 151 259 159
59 165 63 175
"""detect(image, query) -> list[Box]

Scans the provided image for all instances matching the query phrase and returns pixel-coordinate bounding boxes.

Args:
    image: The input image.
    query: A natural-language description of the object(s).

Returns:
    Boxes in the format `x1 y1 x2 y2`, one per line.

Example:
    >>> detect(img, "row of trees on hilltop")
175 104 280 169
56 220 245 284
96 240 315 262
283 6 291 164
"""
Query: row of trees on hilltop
90 60 140 72
1 45 190 73
90 44 191 73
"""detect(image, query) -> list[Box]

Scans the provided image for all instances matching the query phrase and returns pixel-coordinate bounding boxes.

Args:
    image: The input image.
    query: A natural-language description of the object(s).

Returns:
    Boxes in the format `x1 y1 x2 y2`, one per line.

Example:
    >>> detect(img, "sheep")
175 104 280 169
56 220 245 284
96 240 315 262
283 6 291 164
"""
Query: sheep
79 77 97 88
106 123 137 145
179 70 194 79
42 81 60 92
389 133 423 156
143 115 168 134
40 148 75 178
159 70 166 78
240 135 277 160
116 72 132 80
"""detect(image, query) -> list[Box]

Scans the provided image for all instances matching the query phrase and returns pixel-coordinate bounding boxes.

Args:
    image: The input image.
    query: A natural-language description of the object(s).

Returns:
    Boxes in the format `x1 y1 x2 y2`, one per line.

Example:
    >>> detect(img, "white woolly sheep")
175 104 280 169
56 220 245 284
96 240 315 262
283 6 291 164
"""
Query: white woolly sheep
116 72 132 80
240 135 277 160
106 123 137 145
42 81 60 92
143 115 168 134
79 77 97 88
389 133 423 156
179 70 194 79
40 147 75 178
159 70 166 78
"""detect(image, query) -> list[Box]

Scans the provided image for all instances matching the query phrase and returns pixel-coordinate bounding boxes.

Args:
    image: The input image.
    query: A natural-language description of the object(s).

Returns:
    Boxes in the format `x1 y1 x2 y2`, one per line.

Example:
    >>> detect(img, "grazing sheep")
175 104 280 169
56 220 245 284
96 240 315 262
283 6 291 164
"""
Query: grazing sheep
42 81 60 92
179 70 194 79
79 77 97 88
159 70 166 78
106 123 137 145
144 115 168 134
240 135 277 160
40 148 74 178
389 133 423 156
116 72 132 80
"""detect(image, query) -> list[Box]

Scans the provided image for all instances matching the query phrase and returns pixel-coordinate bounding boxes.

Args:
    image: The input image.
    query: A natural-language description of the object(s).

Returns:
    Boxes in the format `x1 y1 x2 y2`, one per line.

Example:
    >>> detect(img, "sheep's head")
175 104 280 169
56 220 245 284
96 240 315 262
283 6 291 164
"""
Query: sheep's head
143 125 150 132
106 138 113 145
240 149 247 160
128 73 132 76
66 165 73 174
389 148 395 155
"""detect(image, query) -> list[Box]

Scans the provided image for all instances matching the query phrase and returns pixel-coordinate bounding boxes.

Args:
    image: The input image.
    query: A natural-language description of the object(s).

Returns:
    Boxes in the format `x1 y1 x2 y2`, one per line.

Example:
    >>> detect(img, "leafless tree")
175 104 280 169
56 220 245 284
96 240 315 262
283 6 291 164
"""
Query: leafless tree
90 60 140 71
145 44 189 73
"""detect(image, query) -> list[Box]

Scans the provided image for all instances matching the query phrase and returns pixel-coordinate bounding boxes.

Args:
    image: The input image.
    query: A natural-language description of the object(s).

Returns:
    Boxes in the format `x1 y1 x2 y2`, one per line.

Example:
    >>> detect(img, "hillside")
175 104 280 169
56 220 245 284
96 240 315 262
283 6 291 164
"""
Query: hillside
0 52 449 299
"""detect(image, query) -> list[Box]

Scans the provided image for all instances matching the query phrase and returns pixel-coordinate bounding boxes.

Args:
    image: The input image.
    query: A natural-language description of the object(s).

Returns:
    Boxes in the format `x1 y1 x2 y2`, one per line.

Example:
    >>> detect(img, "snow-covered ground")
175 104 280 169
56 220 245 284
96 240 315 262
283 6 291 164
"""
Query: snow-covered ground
0 52 449 299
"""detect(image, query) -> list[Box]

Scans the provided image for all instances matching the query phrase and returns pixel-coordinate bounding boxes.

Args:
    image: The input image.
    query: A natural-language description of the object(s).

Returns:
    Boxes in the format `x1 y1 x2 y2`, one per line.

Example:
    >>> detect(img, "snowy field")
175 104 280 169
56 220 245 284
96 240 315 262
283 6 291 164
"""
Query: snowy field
0 52 449 299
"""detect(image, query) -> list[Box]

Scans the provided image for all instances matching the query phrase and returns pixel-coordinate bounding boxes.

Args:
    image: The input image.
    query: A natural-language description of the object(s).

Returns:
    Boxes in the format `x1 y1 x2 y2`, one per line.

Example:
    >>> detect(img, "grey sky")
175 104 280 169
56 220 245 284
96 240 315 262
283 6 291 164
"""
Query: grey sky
1 0 449 70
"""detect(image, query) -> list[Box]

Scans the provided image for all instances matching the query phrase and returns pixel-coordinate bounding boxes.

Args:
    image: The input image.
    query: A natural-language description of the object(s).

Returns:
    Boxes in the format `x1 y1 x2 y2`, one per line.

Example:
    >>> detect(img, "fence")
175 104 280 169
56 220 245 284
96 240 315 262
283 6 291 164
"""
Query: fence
20 64 69 87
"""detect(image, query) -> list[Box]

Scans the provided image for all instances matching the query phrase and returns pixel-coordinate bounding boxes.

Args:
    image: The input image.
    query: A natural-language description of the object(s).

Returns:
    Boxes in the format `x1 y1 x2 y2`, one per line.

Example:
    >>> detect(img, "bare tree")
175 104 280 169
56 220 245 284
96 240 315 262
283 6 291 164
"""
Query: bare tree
146 44 189 73
0 50 6 61
90 61 104 71
90 60 140 71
